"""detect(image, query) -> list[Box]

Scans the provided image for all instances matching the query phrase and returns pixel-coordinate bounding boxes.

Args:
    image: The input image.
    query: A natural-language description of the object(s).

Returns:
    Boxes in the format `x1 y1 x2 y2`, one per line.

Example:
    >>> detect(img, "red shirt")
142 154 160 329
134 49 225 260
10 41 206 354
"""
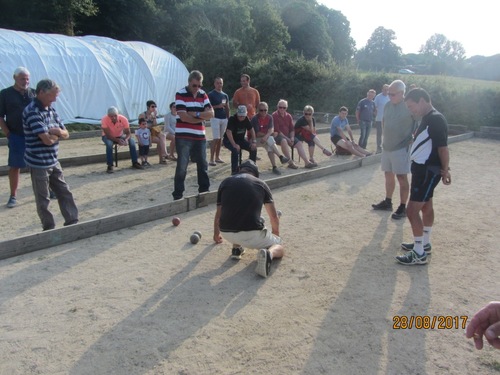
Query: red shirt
272 110 294 135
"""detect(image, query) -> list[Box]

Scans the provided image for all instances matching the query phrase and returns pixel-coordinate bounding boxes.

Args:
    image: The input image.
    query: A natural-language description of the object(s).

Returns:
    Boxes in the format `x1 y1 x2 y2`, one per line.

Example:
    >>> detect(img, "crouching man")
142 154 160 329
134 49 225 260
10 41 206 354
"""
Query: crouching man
213 160 284 277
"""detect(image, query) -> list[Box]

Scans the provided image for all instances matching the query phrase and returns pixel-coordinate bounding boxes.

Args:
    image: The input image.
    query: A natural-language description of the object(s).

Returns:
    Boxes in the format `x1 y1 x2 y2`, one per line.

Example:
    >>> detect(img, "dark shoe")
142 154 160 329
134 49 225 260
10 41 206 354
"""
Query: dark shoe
231 246 245 260
391 205 406 220
372 199 393 211
279 155 290 164
305 162 316 169
6 196 17 208
395 250 428 266
376 148 382 154
106 165 114 174
49 190 57 199
132 162 144 170
272 166 281 175
401 242 432 254
255 248 272 277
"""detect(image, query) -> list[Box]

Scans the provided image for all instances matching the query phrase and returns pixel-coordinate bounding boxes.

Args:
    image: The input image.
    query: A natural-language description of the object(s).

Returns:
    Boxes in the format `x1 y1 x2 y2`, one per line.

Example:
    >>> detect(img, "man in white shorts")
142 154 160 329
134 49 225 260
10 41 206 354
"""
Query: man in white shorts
213 160 284 278
208 77 230 166
371 80 415 220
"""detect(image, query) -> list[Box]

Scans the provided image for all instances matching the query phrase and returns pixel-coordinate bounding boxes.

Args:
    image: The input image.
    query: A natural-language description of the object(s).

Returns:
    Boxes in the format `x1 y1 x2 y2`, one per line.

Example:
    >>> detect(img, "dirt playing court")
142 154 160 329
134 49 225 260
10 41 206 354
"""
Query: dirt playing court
1 137 500 374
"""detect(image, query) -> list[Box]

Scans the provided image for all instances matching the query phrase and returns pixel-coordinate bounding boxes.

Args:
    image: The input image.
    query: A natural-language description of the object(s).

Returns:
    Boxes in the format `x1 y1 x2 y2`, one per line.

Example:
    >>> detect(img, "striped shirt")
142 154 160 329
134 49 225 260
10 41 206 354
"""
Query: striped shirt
175 86 211 141
23 98 65 168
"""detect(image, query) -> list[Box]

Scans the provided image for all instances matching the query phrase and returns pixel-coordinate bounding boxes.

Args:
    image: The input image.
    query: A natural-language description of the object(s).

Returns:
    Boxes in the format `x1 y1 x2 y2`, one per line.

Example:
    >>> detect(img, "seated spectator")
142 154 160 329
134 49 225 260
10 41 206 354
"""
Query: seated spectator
138 100 167 164
101 106 143 173
271 99 298 169
331 106 372 157
250 102 289 175
294 105 332 165
222 105 257 174
135 118 151 167
163 101 177 160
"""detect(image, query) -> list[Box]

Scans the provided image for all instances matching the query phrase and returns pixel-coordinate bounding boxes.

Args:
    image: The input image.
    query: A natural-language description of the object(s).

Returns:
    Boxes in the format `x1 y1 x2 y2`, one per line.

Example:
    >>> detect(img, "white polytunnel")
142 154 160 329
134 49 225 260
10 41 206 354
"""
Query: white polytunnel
0 28 189 123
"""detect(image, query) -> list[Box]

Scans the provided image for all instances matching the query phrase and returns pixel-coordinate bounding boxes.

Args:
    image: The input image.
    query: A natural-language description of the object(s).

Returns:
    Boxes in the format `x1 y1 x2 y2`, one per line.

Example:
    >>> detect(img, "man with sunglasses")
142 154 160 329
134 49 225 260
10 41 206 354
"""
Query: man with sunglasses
172 70 214 200
371 80 414 220
250 102 289 175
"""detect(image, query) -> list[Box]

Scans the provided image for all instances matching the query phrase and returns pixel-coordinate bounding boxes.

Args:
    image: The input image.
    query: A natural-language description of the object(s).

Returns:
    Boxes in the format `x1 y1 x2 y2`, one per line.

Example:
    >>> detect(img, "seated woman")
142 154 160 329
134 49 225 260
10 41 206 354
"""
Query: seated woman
330 106 372 157
294 105 332 165
163 101 177 160
138 100 167 164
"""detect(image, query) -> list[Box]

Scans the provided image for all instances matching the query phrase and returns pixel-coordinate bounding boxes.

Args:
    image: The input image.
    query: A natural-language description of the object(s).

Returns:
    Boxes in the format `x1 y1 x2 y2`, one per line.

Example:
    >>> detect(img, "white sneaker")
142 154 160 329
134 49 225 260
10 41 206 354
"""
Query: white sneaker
255 249 271 277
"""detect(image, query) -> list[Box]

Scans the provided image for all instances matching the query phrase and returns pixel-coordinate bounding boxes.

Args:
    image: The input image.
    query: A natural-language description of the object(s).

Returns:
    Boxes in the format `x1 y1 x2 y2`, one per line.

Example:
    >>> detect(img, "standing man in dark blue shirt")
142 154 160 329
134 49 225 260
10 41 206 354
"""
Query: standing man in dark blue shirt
355 89 376 149
208 77 230 166
23 79 78 231
0 67 36 208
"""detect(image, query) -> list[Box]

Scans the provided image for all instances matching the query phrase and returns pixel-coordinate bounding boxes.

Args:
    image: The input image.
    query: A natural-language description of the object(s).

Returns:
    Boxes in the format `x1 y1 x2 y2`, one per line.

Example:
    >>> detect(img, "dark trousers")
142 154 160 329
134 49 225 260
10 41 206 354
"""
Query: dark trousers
223 137 257 174
172 138 210 200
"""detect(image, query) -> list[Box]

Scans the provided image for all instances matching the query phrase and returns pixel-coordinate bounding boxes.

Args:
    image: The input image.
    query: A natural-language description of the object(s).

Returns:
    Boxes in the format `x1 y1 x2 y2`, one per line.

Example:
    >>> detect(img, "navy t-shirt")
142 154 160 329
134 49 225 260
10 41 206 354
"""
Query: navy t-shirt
208 90 229 120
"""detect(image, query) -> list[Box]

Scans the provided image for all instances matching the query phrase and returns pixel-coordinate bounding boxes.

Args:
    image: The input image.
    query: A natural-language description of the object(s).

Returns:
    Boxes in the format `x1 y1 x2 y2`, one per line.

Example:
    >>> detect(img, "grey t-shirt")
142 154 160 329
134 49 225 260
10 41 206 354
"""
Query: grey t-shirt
382 101 414 151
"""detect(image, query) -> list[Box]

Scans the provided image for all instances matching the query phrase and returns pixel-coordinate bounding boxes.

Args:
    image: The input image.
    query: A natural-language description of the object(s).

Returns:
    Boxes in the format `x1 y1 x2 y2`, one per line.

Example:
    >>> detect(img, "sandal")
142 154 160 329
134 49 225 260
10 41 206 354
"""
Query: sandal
209 161 217 166
323 148 333 156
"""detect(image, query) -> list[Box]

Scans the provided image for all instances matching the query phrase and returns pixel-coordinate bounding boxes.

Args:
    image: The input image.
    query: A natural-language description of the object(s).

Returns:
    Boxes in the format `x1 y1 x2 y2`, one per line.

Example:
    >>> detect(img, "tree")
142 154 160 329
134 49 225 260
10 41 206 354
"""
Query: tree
420 33 465 61
245 0 290 59
317 5 355 63
0 0 98 35
281 1 334 62
355 27 402 72
420 33 466 75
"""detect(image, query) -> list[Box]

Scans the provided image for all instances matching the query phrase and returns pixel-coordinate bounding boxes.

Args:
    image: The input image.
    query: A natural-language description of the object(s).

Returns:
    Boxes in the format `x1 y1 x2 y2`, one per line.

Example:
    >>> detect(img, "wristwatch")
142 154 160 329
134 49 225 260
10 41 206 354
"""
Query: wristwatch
195 112 200 118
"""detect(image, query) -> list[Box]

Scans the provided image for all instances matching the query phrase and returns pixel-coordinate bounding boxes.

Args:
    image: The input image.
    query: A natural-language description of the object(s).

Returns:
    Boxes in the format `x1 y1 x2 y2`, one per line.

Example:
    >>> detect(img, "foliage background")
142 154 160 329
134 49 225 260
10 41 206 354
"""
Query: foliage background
0 0 499 129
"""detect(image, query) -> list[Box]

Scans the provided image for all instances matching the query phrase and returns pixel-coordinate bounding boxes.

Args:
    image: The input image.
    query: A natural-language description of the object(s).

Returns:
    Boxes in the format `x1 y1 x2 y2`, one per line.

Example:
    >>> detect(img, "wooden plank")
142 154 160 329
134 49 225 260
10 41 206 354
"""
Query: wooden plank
0 132 475 259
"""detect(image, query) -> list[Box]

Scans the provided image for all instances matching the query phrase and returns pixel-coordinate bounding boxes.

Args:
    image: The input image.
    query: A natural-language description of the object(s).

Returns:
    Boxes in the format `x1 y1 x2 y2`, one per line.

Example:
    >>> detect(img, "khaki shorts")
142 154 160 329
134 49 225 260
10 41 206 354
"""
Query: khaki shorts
256 135 277 152
150 126 162 138
381 146 410 174
221 228 282 249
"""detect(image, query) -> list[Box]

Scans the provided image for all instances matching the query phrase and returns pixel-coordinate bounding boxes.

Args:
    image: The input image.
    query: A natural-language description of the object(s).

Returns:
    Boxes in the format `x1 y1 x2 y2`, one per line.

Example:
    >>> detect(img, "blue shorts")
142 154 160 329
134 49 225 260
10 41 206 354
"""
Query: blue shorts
410 163 441 202
7 133 26 168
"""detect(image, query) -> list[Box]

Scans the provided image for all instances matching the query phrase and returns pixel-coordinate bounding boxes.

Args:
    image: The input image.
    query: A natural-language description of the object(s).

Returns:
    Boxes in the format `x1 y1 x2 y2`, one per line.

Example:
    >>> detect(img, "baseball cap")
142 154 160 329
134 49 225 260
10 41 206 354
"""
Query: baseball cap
237 105 248 116
239 159 259 178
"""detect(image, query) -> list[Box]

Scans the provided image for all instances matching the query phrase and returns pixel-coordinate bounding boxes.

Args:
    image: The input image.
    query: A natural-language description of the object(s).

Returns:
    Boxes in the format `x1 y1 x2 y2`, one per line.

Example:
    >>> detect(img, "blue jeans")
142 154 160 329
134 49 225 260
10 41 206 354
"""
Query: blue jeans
222 137 257 174
358 120 372 149
102 136 138 166
172 138 210 200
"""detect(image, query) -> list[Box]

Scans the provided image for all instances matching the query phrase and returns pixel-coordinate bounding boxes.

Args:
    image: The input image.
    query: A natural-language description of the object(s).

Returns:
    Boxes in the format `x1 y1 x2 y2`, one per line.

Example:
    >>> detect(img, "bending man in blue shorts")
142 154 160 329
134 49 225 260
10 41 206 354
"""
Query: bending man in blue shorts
396 88 451 265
